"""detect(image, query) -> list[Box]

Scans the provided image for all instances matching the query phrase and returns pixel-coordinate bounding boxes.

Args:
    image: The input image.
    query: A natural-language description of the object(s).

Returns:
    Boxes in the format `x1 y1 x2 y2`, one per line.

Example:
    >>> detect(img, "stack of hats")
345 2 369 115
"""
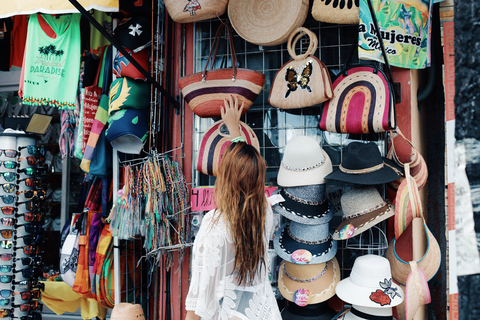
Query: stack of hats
334 255 404 320
271 136 339 316
106 15 152 154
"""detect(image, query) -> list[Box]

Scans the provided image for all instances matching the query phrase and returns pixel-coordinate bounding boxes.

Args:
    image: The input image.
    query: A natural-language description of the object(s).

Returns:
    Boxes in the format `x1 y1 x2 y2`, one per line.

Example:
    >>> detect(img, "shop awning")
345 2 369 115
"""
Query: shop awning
0 0 119 19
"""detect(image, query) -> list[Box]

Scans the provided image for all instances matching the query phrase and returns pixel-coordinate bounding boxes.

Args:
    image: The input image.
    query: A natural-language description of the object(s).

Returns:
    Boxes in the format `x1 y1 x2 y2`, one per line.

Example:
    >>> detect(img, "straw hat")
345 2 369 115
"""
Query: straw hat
274 220 337 265
228 0 309 46
386 220 441 286
278 257 340 306
277 136 333 187
325 142 402 185
335 255 404 308
333 187 395 240
271 185 334 225
405 261 431 320
111 303 145 320
336 305 397 320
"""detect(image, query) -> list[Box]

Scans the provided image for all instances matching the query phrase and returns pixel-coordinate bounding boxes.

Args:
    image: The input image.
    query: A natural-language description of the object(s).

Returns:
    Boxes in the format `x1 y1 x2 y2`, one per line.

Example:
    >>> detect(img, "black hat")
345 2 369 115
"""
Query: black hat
113 16 151 53
325 142 402 185
281 301 338 320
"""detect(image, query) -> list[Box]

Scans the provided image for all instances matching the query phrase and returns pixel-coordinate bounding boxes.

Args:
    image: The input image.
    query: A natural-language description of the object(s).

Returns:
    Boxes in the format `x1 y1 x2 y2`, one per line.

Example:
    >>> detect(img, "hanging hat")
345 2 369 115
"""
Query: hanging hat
271 185 333 225
386 220 441 286
278 258 340 307
405 261 431 320
113 16 152 53
274 220 337 265
281 301 339 320
113 48 149 81
277 136 333 187
325 142 402 185
333 187 395 240
335 305 397 320
106 108 149 154
111 303 145 320
228 0 309 46
108 77 150 116
335 254 404 308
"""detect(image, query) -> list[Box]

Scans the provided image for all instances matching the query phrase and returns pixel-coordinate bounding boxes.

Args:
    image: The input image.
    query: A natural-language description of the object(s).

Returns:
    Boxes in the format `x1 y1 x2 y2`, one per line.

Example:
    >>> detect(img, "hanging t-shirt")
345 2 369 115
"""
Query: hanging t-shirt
358 0 433 69
0 18 13 71
21 13 81 109
10 15 28 69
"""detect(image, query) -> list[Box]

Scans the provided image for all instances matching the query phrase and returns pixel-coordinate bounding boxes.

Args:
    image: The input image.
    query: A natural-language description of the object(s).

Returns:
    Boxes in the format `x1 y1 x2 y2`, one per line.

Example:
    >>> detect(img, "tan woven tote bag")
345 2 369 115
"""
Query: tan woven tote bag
312 0 359 25
164 0 228 23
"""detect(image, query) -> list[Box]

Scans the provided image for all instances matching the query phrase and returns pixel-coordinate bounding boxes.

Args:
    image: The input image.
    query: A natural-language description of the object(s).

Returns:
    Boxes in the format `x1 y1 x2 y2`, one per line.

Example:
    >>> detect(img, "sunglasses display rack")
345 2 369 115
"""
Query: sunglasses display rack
0 133 44 319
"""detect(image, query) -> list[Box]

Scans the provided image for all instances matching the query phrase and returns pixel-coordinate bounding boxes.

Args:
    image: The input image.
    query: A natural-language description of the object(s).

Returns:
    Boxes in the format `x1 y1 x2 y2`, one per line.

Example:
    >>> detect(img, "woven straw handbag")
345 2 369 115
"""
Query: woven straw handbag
269 27 333 109
197 120 260 176
179 23 265 118
312 0 359 25
164 0 229 23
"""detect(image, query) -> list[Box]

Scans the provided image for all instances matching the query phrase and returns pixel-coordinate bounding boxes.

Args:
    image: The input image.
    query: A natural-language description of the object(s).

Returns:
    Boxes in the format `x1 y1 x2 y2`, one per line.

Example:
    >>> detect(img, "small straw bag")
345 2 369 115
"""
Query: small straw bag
164 0 229 24
269 27 333 109
179 23 266 118
312 0 359 25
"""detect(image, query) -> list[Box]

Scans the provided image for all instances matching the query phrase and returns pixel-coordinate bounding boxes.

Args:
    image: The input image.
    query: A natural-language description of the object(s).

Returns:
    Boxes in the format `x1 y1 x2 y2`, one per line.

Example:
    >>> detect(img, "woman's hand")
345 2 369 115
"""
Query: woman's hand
221 95 244 138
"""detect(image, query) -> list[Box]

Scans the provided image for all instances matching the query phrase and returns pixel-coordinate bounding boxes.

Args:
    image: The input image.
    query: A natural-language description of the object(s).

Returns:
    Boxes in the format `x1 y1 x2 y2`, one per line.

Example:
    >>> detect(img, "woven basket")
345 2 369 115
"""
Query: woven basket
164 0 229 23
312 0 359 25
228 0 309 46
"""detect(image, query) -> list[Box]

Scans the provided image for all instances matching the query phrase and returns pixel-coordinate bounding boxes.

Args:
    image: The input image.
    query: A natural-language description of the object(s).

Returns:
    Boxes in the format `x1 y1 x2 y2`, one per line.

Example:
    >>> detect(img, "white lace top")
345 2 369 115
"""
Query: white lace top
186 206 282 320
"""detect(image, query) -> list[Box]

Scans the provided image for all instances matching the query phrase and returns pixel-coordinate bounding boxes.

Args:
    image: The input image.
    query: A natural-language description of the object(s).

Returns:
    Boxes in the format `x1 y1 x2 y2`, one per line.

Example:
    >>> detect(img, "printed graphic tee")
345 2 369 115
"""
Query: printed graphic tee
21 13 81 109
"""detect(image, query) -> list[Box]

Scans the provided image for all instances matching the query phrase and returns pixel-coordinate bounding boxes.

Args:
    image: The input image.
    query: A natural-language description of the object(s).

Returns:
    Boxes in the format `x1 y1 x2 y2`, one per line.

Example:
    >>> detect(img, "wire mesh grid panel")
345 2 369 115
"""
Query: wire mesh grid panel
190 17 391 286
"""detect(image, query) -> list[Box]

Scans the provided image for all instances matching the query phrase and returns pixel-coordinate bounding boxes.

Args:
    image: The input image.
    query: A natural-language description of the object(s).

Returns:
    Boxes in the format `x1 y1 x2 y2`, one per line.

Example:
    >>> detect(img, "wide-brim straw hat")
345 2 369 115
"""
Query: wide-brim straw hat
272 185 334 225
274 221 337 264
336 305 397 320
333 187 395 240
278 257 340 305
277 136 333 187
325 142 402 185
405 261 431 320
335 255 404 308
386 220 441 286
228 0 309 46
111 303 145 320
281 301 338 320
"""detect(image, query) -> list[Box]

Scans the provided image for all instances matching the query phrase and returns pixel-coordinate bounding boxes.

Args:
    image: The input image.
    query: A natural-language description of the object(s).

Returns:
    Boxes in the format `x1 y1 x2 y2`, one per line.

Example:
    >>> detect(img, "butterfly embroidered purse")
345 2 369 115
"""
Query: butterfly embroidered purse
269 27 333 109
164 0 229 23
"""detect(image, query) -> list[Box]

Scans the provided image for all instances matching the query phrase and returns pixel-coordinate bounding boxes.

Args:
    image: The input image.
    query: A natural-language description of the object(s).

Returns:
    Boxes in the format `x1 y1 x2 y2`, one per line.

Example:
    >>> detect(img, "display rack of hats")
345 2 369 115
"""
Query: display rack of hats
0 133 44 319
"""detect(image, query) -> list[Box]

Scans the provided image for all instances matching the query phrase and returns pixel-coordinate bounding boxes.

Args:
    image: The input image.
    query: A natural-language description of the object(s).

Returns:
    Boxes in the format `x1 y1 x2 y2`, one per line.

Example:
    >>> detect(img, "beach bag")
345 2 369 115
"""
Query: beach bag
179 22 265 118
164 0 228 23
72 210 96 298
60 211 85 287
312 0 359 25
269 27 333 109
197 120 260 176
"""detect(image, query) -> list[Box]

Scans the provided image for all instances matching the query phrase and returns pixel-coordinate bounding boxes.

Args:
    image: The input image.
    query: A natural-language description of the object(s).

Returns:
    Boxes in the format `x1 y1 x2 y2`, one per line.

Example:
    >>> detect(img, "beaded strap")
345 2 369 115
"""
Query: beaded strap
282 188 326 206
287 225 331 245
283 261 328 283
281 158 325 172
339 163 383 174
342 201 388 221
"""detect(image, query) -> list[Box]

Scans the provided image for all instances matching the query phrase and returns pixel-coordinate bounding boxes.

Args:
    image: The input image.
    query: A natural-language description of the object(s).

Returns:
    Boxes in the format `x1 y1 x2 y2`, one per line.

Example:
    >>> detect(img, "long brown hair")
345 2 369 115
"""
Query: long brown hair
214 142 267 286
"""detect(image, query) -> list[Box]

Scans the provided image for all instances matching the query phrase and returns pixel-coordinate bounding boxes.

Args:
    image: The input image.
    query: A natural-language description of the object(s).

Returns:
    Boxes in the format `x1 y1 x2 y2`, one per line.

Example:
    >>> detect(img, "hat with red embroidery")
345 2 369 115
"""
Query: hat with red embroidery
335 254 404 308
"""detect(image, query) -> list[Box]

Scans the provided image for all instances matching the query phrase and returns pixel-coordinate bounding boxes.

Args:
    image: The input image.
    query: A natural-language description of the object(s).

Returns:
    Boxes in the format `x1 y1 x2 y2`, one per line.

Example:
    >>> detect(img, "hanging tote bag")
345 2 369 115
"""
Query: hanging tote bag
269 27 333 109
312 0 359 25
164 0 229 23
319 0 397 134
59 211 86 287
179 22 266 118
197 120 260 176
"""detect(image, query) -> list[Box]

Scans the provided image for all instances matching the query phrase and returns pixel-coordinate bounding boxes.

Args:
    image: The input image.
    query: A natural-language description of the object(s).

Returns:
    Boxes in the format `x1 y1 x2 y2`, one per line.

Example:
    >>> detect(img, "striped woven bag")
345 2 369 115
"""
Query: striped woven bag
197 120 260 176
179 22 265 118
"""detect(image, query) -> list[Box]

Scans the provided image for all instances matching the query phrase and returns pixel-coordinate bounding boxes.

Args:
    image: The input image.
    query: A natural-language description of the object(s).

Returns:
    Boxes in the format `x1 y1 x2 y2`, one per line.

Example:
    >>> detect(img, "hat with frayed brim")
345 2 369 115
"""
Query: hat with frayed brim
333 187 395 240
386 219 441 286
278 257 340 306
272 185 334 225
325 142 402 185
274 220 337 265
277 136 333 187
111 303 145 320
335 255 404 308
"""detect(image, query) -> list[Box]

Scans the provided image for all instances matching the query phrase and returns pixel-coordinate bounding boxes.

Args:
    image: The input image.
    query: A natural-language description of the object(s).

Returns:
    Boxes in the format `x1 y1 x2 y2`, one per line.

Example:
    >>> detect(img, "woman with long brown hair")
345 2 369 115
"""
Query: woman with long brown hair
185 96 281 320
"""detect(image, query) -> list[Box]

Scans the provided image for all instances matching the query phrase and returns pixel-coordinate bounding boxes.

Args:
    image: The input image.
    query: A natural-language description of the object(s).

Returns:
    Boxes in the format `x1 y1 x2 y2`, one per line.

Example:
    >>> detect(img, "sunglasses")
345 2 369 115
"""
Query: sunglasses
0 290 11 298
13 266 42 278
0 275 12 283
18 146 45 156
0 195 15 205
0 254 12 262
0 299 8 306
0 230 12 239
15 223 42 235
0 172 16 182
0 207 15 215
16 213 42 223
14 234 42 246
16 190 45 200
11 312 42 320
13 246 40 256
11 280 40 290
16 199 42 209
17 178 42 188
0 183 17 193
11 301 42 312
0 150 17 158
0 218 14 227
17 157 44 166
0 161 16 169
13 256 41 267
17 167 46 176
0 266 11 274
13 290 41 301
0 241 12 250
0 308 11 318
